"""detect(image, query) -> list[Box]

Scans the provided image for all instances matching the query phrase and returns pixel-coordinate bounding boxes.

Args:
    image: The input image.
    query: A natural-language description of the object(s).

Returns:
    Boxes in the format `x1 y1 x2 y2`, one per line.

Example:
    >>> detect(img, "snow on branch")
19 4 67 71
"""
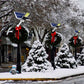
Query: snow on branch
1 0 7 1
0 23 13 37
0 6 13 12
0 8 13 19
0 0 8 5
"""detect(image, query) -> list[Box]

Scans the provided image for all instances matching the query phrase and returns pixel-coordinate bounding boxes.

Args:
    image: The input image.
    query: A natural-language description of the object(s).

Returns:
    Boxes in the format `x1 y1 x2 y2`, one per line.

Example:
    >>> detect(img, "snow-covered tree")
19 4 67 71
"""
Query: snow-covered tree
55 43 77 68
77 48 84 65
22 40 53 72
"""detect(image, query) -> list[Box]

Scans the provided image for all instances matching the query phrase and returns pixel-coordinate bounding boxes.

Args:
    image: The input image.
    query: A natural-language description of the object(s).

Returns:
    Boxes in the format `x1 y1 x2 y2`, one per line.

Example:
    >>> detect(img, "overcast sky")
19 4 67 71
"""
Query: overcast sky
78 0 84 9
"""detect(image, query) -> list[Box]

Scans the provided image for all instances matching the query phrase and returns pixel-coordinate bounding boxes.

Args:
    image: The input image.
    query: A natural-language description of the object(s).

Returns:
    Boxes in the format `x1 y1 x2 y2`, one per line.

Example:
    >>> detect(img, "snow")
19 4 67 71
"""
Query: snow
11 43 17 47
0 66 84 79
22 40 53 72
55 43 77 68
78 0 84 9
1 0 84 44
6 27 13 35
34 0 36 2
0 81 7 84
82 49 84 53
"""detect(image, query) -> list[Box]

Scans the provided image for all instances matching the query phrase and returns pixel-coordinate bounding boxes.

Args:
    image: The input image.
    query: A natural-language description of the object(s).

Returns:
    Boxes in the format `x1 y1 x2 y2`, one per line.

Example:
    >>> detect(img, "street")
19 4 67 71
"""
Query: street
2 75 84 84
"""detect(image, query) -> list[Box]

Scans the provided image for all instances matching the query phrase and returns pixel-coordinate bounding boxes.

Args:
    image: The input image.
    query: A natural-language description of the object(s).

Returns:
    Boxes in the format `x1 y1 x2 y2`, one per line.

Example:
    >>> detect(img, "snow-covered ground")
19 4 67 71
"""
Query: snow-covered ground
78 0 84 9
0 66 84 79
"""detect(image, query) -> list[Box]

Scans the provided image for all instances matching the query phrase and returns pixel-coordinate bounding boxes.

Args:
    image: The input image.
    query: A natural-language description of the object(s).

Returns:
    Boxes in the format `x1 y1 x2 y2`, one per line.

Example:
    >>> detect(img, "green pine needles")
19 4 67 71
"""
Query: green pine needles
8 26 28 43
69 36 82 47
45 31 62 49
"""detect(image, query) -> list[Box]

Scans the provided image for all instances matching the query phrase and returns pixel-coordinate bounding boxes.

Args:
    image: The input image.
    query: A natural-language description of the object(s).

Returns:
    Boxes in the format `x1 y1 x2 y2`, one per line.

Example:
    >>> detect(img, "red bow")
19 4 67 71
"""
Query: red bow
51 32 56 43
15 26 21 40
73 36 78 45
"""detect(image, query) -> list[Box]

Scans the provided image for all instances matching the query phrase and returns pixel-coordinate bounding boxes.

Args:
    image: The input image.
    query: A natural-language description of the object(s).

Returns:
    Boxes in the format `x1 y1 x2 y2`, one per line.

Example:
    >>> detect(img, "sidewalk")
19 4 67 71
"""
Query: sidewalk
0 66 84 81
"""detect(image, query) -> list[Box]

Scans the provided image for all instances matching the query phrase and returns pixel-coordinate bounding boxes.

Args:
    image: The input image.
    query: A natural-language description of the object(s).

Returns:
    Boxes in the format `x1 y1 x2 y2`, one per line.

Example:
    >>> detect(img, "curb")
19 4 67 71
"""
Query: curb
0 73 84 81
0 78 57 81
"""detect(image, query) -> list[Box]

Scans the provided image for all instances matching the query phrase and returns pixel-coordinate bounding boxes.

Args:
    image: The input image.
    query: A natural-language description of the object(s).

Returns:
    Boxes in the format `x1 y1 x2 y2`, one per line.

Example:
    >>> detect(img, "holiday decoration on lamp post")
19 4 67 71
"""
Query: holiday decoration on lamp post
15 25 21 40
8 12 30 73
45 23 62 69
69 30 82 60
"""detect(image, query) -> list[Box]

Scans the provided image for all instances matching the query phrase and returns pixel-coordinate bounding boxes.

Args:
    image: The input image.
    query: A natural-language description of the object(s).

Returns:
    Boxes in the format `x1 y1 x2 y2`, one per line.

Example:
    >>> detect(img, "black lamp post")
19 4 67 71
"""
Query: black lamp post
17 43 21 73
73 30 80 60
15 25 22 74
14 12 30 73
73 35 78 60
75 46 77 60
51 45 56 69
50 23 61 69
0 42 1 66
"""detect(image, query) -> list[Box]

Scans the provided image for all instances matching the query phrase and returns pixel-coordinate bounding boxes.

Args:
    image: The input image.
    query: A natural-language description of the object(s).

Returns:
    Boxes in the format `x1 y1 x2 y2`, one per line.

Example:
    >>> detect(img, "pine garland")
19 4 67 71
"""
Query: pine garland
8 26 28 43
45 31 62 49
69 36 82 47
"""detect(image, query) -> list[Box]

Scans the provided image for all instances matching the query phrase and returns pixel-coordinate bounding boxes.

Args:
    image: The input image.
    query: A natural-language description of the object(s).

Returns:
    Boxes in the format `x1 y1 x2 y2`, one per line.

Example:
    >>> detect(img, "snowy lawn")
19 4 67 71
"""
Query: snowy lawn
0 66 84 79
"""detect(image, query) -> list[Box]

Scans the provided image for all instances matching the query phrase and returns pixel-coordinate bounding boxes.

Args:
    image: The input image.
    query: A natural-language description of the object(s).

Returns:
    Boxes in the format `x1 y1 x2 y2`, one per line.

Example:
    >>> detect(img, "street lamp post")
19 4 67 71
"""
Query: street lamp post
73 30 80 60
0 41 1 66
16 20 24 73
17 43 21 73
14 12 30 73
73 35 78 60
50 23 61 69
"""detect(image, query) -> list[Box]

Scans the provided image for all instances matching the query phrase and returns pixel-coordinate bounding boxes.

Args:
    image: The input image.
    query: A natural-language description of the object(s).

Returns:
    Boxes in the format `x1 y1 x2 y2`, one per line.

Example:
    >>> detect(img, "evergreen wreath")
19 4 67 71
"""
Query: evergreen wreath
45 31 62 49
8 26 28 43
69 36 82 47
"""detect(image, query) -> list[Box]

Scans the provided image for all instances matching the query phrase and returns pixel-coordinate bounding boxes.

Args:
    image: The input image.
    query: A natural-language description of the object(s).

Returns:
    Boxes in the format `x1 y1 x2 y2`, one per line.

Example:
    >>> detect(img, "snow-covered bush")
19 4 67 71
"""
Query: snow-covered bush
55 43 77 68
77 48 84 65
22 40 53 72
